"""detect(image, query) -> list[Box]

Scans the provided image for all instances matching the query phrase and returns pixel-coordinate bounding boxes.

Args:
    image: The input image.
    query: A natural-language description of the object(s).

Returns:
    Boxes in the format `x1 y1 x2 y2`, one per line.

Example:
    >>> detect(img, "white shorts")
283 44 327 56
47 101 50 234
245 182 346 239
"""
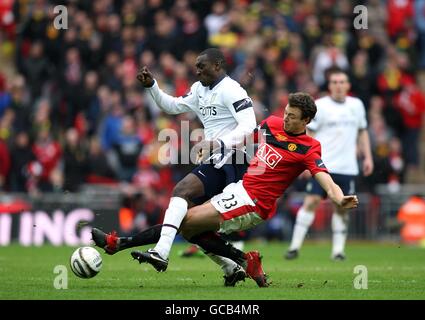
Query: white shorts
211 180 264 234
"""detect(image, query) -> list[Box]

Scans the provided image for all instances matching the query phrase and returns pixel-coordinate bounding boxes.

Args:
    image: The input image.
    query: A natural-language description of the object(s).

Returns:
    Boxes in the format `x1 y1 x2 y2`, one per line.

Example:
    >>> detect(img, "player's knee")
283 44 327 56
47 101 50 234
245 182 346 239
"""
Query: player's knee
172 174 204 200
172 181 193 200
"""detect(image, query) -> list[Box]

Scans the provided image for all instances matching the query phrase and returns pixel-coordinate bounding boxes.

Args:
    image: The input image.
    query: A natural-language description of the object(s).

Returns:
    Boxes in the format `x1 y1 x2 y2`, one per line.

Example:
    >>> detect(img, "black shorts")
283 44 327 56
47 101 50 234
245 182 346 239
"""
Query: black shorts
306 173 356 198
190 163 248 205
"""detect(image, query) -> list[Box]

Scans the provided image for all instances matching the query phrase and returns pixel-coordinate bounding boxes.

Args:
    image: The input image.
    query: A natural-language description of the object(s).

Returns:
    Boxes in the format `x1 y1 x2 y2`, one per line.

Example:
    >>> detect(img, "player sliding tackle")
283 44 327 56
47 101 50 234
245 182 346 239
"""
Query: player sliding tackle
131 92 358 287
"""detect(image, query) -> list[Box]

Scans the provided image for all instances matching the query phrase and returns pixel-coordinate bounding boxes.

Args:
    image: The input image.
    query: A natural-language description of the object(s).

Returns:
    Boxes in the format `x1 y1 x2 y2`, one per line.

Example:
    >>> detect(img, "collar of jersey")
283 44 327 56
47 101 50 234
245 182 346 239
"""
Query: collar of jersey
329 96 346 104
284 129 306 137
209 74 227 90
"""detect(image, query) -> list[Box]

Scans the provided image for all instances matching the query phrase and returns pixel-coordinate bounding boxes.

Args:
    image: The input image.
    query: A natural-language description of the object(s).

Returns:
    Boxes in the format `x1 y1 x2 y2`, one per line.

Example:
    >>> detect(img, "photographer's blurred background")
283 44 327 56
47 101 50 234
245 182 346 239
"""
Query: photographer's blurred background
0 0 424 246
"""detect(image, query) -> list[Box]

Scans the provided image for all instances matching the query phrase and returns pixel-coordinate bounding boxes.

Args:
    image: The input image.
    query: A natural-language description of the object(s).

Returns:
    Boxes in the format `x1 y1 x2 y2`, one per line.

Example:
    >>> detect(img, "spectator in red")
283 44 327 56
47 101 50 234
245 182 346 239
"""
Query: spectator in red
132 157 161 190
281 48 304 83
387 0 414 39
31 128 62 192
173 63 190 98
0 0 15 40
0 138 11 190
0 73 5 93
394 81 425 168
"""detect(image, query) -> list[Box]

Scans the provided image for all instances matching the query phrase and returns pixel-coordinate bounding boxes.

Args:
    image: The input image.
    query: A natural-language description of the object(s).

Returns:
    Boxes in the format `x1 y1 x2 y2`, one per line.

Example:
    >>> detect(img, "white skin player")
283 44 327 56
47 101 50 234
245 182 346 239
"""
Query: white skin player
131 92 358 287
285 68 373 261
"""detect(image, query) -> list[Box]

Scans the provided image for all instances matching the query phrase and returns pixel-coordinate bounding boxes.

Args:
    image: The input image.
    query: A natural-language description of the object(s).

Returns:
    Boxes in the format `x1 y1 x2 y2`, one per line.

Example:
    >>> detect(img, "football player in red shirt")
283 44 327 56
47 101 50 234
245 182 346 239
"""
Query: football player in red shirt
131 92 358 287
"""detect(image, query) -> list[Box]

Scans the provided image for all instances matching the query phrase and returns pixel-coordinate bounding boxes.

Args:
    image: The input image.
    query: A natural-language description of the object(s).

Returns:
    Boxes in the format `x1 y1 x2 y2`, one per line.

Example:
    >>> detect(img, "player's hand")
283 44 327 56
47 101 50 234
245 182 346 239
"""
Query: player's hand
339 195 359 209
362 157 374 177
136 66 155 88
194 140 220 164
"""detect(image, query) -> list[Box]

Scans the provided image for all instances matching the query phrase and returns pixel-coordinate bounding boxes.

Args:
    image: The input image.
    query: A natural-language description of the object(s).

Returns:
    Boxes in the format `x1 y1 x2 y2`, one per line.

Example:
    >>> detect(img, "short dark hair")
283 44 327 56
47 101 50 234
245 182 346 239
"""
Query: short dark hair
326 67 349 81
199 48 226 69
288 92 317 123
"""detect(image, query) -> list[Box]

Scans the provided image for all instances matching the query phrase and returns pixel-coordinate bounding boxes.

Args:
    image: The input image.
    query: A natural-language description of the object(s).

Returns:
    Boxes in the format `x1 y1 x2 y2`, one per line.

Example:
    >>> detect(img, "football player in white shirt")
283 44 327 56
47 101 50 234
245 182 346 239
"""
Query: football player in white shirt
285 68 373 261
92 48 256 285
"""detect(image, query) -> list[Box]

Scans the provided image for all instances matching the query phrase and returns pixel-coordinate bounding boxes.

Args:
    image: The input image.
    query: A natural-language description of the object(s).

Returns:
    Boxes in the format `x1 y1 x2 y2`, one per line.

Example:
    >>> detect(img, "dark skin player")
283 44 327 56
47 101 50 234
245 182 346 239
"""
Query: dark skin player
136 55 225 207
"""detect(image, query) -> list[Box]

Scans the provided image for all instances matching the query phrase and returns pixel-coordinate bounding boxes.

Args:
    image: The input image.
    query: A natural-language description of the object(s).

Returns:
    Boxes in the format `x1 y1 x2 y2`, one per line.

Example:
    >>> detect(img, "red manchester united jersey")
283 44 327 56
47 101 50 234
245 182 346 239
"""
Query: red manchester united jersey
242 115 328 219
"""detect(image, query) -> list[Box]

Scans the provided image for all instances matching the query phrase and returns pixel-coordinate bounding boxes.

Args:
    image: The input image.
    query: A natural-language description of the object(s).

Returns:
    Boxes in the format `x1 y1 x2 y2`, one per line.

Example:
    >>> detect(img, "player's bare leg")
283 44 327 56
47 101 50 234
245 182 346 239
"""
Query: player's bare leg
181 205 268 287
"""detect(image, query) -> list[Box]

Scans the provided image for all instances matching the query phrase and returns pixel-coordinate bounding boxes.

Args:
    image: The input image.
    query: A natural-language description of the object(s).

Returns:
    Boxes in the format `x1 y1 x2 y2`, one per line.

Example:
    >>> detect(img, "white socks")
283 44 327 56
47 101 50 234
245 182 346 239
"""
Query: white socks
332 213 348 256
206 253 239 276
154 197 188 259
289 207 315 251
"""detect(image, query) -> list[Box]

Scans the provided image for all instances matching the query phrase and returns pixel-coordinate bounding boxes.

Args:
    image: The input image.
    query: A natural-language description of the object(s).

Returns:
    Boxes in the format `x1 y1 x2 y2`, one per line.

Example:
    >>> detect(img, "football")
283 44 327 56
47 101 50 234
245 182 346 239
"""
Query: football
70 247 102 279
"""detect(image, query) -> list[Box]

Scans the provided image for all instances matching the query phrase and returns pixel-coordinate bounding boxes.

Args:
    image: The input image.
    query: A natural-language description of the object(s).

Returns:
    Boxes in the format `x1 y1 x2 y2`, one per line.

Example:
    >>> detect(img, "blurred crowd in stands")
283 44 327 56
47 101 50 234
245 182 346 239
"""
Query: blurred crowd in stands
0 0 425 232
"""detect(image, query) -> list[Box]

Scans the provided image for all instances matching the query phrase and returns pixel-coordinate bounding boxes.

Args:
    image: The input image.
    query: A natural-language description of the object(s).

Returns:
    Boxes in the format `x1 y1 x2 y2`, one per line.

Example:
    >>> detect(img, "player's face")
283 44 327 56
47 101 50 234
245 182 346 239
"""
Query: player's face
195 54 218 86
283 105 308 134
328 73 350 101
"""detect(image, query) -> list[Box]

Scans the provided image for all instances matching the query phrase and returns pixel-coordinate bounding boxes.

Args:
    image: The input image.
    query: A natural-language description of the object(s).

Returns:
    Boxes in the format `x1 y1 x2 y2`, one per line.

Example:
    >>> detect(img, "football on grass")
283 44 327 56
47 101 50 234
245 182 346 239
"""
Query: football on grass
70 247 102 278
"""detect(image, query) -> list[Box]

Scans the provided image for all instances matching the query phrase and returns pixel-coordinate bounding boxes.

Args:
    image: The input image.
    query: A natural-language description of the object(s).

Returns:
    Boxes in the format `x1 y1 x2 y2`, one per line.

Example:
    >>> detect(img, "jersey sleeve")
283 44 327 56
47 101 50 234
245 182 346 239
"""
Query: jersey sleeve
304 141 329 176
145 81 197 114
357 99 368 130
218 84 257 148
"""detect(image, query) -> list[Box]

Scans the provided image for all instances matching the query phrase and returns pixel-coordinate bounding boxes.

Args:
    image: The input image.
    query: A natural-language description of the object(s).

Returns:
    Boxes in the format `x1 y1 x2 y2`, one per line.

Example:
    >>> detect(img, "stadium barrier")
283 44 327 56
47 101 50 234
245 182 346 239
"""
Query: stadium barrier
0 190 121 246
253 184 424 242
0 184 423 246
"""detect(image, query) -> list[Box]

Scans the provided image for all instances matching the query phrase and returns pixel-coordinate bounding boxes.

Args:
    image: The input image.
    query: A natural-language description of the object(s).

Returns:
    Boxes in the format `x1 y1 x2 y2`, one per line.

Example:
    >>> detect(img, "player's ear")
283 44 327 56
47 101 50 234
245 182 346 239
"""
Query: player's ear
346 81 351 92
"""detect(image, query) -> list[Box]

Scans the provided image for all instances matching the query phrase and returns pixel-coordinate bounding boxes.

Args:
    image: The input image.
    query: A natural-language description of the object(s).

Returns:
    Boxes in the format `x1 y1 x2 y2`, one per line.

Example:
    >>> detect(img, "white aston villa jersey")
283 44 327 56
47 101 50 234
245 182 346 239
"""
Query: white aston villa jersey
146 76 256 148
307 96 367 175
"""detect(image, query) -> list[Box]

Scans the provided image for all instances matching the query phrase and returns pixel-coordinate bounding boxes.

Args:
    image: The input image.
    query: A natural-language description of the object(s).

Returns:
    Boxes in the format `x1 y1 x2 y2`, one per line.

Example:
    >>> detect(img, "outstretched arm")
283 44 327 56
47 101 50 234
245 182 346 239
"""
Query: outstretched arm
358 129 374 176
314 172 359 209
137 66 194 115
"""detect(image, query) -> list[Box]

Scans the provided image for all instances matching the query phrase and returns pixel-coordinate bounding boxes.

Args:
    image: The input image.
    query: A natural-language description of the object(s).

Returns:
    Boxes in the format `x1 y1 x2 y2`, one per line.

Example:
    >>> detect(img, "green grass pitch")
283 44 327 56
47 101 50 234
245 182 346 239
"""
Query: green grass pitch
1 241 424 300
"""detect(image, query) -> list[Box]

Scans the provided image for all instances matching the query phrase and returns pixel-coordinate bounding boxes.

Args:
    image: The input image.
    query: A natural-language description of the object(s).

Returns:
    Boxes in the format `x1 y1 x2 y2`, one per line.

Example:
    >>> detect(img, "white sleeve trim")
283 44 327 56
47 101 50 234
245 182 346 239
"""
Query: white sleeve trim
145 80 192 114
219 107 257 148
